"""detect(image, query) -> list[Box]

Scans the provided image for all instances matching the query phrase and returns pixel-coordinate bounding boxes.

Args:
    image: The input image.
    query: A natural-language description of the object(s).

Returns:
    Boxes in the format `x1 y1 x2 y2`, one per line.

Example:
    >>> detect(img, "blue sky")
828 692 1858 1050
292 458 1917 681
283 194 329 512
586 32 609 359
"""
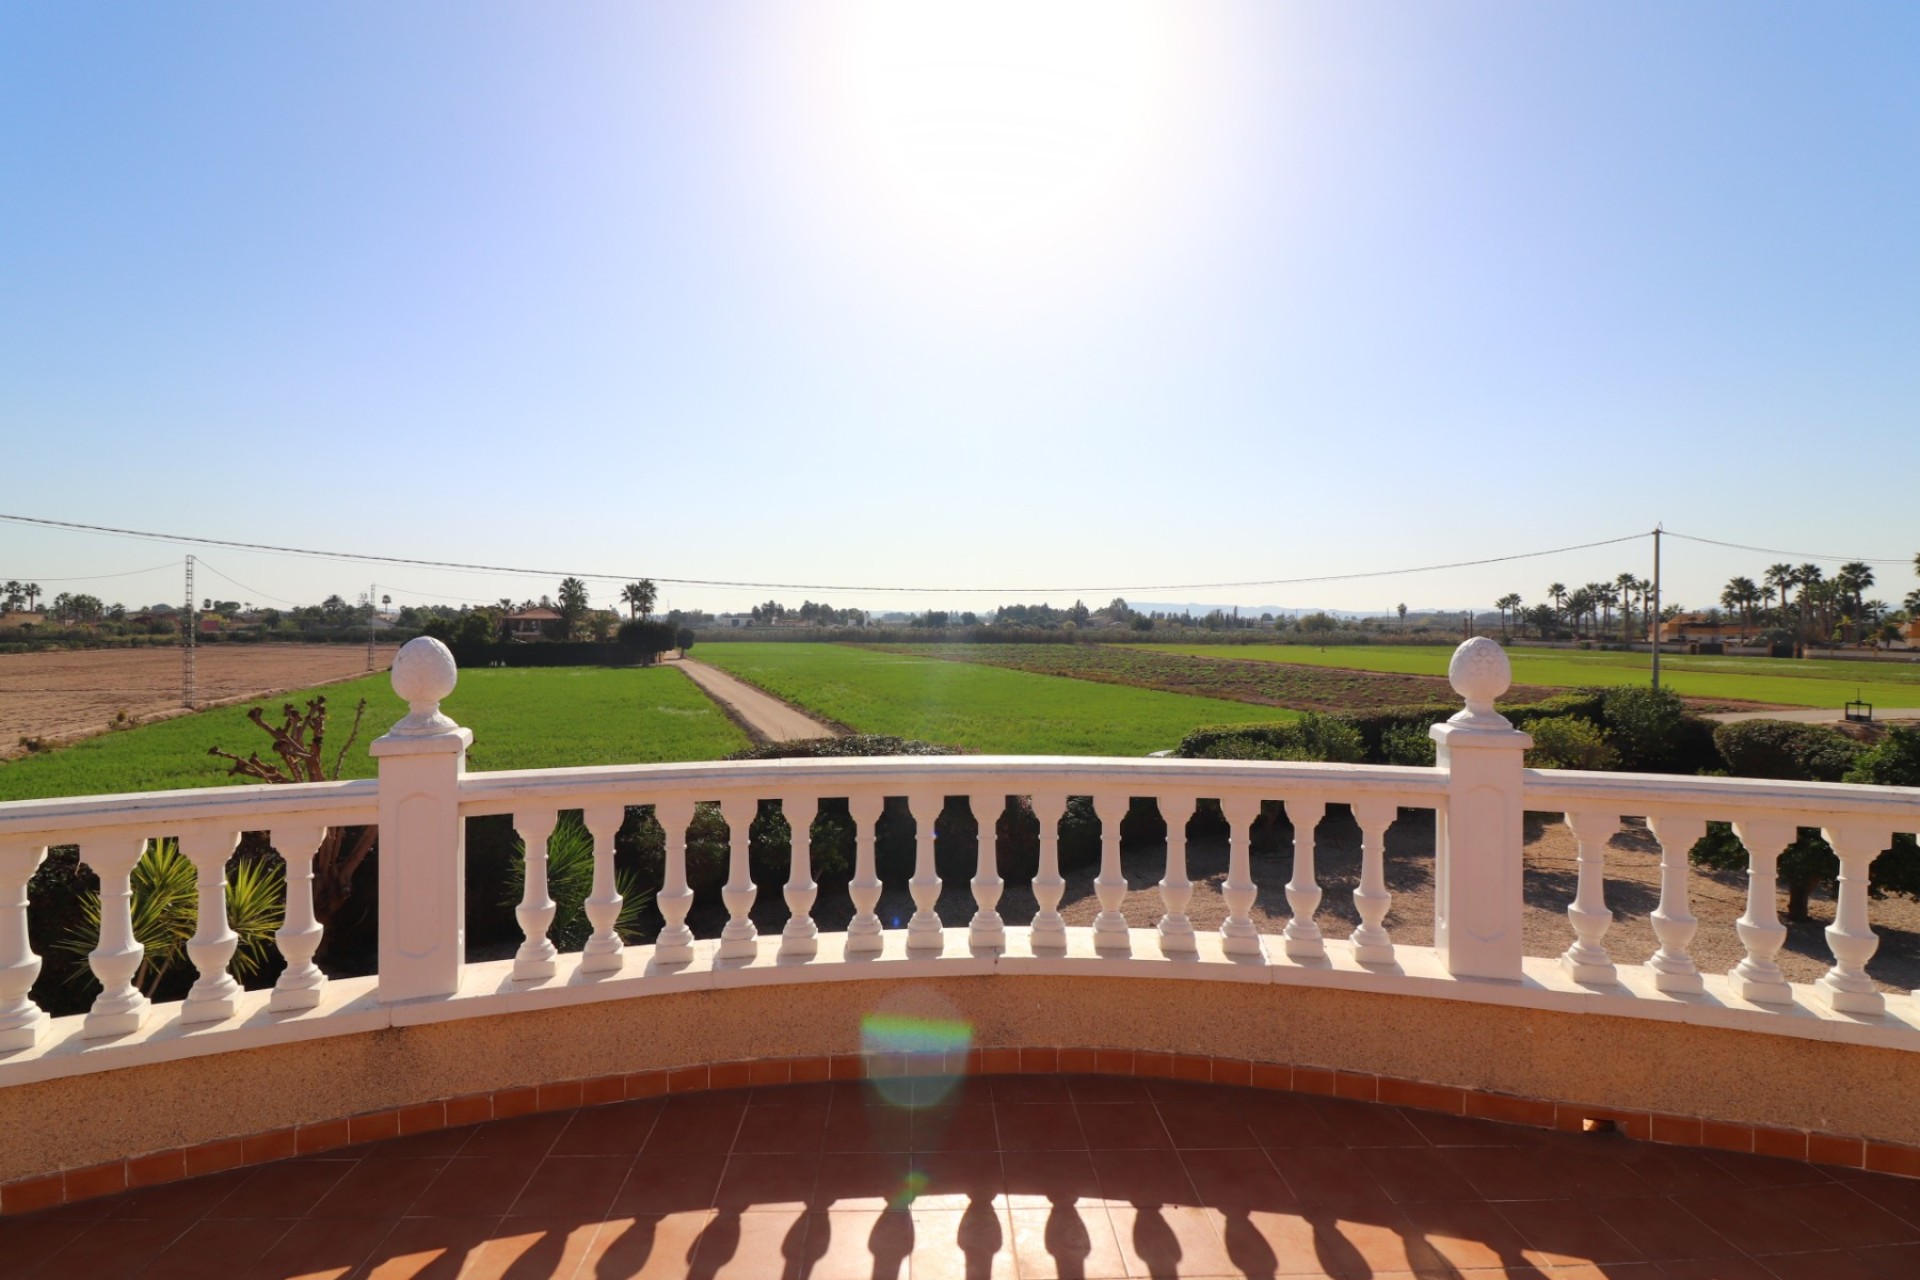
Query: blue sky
3 2 1916 618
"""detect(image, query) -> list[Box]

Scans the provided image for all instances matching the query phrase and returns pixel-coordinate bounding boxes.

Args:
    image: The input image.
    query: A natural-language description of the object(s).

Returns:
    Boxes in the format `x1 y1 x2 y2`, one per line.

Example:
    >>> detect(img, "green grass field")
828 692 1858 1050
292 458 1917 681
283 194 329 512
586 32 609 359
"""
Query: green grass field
0 666 749 802
696 643 1289 754
1141 643 1920 709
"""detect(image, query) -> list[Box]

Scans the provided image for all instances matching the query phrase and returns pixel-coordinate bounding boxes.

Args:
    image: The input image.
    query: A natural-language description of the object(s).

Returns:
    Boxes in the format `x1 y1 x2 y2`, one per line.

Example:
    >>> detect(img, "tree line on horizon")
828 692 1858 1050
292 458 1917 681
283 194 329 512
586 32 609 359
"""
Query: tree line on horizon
1489 555 1920 650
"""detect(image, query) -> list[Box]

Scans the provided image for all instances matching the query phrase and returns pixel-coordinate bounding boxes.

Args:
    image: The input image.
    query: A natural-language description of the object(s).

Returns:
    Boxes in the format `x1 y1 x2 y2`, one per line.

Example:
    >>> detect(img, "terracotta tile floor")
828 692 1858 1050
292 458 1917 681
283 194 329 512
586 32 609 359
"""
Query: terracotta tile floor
7 1074 1920 1279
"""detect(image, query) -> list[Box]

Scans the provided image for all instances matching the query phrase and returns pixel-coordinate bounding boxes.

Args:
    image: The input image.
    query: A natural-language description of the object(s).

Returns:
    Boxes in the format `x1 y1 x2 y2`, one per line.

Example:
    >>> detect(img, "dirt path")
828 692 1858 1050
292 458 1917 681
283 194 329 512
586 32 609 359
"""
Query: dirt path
1705 706 1920 725
673 656 839 743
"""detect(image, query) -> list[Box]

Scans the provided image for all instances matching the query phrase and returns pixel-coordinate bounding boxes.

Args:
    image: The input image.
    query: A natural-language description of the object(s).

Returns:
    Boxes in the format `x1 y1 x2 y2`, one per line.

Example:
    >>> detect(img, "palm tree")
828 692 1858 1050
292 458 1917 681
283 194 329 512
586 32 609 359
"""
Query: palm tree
556 577 591 637
1613 573 1638 642
1566 587 1595 639
1586 583 1617 637
1763 564 1794 621
1793 564 1823 651
22 583 40 612
1 581 19 612
620 579 658 620
1836 562 1875 642
1494 593 1522 640
1721 577 1761 637
1547 583 1567 624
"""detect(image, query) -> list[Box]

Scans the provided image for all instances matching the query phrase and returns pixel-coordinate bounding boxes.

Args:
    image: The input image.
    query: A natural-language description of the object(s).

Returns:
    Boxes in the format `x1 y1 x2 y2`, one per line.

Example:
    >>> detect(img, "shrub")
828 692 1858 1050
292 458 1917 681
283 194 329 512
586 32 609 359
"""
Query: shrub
1599 686 1720 773
1713 720 1865 782
616 618 678 655
1175 713 1365 763
1691 722 1918 920
1846 724 1920 788
1378 722 1437 767
1524 716 1619 771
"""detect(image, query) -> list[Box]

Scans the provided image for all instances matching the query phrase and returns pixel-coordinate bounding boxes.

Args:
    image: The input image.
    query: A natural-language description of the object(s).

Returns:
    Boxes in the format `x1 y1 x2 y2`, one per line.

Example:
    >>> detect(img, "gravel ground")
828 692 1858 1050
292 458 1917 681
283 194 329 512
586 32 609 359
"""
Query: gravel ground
678 812 1920 993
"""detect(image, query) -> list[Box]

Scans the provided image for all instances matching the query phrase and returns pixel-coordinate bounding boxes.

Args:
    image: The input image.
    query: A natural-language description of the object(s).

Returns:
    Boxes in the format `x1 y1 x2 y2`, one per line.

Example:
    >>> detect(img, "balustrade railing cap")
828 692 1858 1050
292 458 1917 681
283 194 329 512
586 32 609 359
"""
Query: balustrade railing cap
383 636 461 738
1446 636 1516 731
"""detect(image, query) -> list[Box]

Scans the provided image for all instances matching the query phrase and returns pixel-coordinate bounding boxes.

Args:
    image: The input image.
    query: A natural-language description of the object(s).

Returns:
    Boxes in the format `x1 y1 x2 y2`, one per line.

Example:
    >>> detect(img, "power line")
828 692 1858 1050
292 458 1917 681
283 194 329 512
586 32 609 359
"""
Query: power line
0 562 178 584
1663 532 1915 568
194 559 306 607
0 510 1651 595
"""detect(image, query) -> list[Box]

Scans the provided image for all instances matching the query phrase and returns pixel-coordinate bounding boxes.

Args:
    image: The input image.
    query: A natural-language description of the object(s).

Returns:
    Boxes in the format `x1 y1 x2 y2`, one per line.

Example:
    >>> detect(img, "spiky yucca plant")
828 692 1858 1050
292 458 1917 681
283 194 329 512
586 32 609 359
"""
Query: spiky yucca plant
503 813 653 951
57 838 286 998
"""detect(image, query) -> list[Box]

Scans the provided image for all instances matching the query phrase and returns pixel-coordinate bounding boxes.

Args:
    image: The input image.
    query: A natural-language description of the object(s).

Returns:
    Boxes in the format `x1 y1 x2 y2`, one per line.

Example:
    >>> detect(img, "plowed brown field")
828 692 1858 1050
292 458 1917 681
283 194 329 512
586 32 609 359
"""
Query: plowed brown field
1 645 399 757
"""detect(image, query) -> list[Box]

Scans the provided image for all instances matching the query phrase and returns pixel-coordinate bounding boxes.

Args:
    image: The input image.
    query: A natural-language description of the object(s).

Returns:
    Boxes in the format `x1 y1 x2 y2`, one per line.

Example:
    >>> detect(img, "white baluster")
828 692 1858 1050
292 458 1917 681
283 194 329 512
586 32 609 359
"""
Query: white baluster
1728 818 1794 1005
269 824 330 1011
1090 791 1130 952
581 804 627 974
84 837 153 1038
510 809 561 982
180 824 243 1025
1350 799 1397 963
0 842 48 1050
1643 814 1705 994
906 792 944 951
780 796 819 958
968 793 1005 951
1560 811 1619 985
846 793 884 953
1157 796 1196 954
654 798 697 966
1030 791 1068 950
1281 796 1327 961
1817 820 1889 1016
1218 795 1264 958
717 798 759 960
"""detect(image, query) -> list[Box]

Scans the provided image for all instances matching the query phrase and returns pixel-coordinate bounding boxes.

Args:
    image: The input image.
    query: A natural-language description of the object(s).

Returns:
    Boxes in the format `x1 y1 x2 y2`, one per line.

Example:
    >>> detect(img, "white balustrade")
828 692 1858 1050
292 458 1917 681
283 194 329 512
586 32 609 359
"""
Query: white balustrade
1728 818 1794 1005
581 803 628 973
845 794 884 953
180 824 243 1024
84 838 153 1039
1818 820 1890 1015
510 809 561 982
1218 795 1263 958
1157 797 1197 954
654 798 697 966
1281 797 1326 961
1643 814 1705 994
0 842 47 1049
5 633 1918 1099
1560 810 1619 985
1350 798 1397 964
779 796 818 958
906 792 944 950
1089 791 1130 952
269 824 329 1011
1030 791 1068 950
716 798 759 960
968 793 1005 951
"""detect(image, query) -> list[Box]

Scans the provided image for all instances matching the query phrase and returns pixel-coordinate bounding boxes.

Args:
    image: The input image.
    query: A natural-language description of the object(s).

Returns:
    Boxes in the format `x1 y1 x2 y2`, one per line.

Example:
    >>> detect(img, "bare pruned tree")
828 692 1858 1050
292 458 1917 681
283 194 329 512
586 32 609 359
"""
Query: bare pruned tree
209 696 375 932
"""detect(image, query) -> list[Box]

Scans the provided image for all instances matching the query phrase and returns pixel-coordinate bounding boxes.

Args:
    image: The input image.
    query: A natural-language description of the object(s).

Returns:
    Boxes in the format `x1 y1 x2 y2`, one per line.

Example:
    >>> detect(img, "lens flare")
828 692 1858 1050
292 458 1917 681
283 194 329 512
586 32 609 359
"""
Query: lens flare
860 1011 974 1109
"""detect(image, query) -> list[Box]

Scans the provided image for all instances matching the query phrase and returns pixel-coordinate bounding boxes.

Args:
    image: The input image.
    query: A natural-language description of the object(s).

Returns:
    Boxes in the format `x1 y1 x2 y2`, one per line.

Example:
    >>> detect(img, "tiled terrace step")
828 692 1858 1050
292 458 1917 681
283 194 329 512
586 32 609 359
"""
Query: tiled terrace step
4 1075 1919 1279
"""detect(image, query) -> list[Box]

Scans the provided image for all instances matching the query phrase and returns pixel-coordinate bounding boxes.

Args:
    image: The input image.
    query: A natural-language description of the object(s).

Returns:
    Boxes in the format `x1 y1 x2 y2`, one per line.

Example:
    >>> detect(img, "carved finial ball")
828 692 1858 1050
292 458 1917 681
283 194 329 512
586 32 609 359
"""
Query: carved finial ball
391 636 458 710
1449 636 1512 708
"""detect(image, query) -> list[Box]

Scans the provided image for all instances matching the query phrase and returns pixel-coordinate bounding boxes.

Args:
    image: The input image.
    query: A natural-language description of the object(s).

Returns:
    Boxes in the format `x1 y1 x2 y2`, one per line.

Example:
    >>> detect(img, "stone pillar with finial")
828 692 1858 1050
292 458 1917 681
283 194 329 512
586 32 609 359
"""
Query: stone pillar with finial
372 636 473 1003
1430 637 1532 982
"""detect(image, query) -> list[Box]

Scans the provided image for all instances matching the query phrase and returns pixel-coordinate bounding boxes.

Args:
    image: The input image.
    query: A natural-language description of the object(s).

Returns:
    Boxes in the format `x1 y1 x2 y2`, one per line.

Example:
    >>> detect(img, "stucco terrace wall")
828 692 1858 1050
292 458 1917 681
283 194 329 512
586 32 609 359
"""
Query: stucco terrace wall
5 974 1918 1193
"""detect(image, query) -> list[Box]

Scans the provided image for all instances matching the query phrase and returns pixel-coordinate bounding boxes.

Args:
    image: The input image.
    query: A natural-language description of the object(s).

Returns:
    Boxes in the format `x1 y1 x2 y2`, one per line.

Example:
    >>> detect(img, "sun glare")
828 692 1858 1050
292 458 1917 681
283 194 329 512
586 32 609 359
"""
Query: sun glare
845 0 1169 247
